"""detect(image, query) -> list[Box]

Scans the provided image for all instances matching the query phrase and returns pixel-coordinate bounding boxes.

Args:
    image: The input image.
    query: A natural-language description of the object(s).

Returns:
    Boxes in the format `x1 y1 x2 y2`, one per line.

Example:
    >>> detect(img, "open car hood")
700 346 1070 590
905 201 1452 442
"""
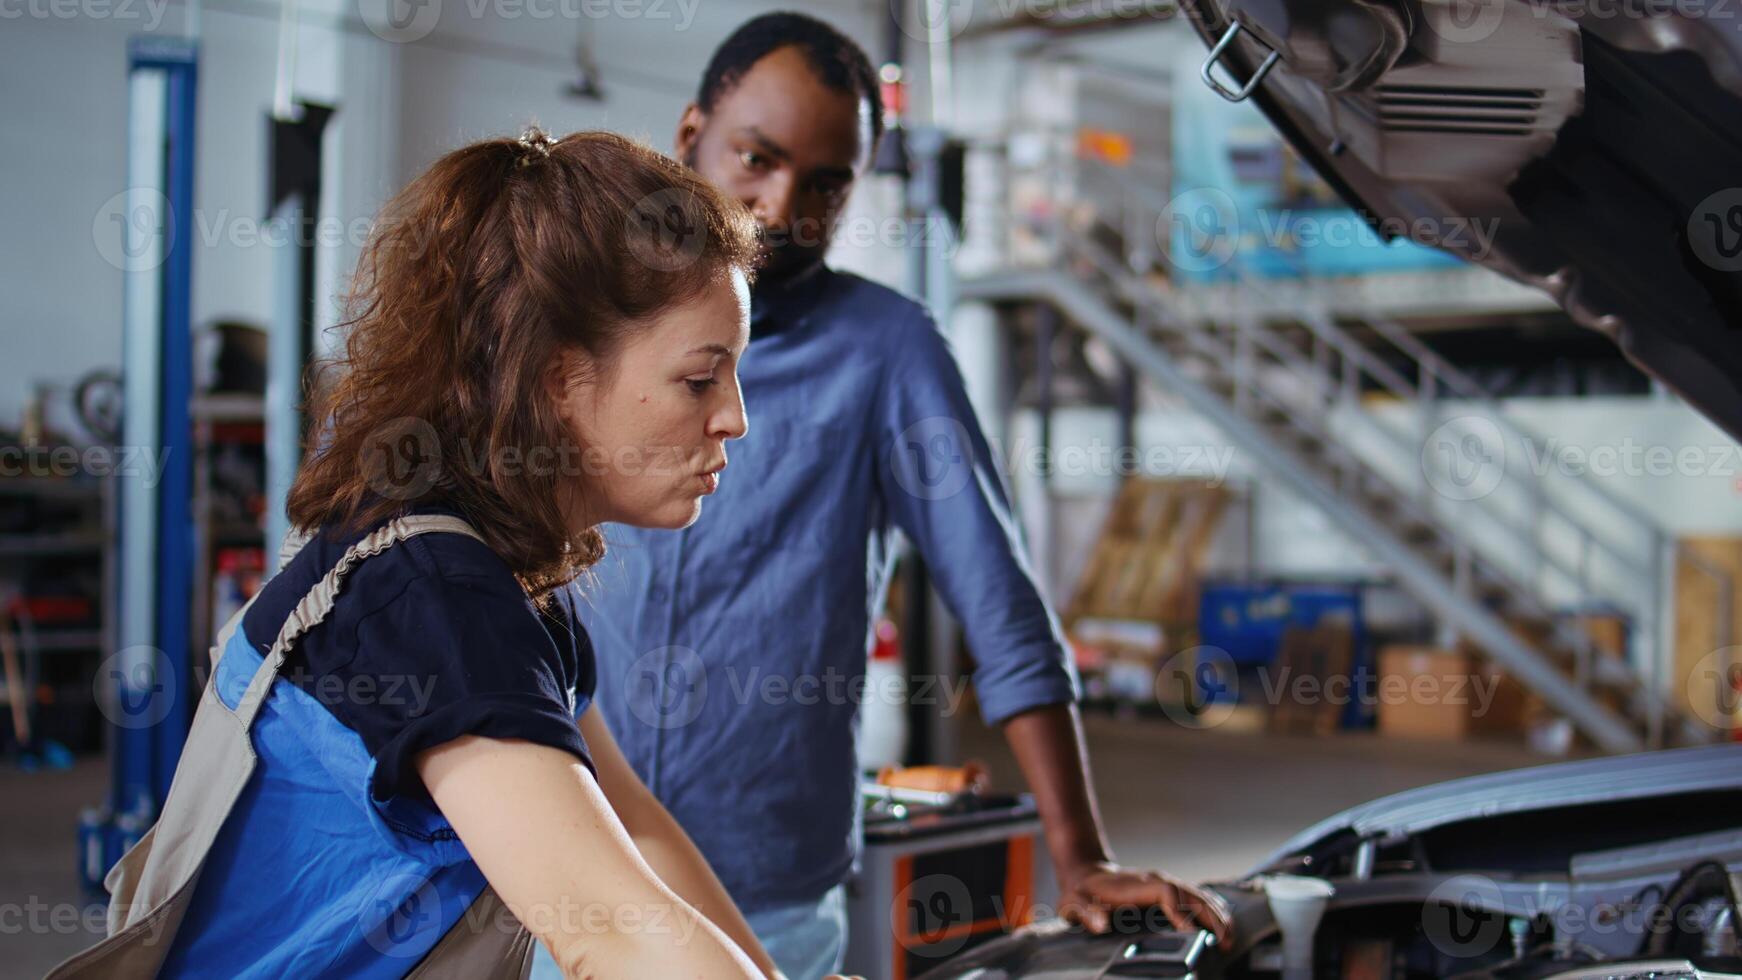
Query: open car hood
1257 742 1742 869
1177 0 1742 442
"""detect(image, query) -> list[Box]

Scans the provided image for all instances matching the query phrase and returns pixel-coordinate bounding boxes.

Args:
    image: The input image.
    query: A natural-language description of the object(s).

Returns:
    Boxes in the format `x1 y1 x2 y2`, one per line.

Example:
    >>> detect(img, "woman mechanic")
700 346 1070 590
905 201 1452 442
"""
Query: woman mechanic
50 128 826 979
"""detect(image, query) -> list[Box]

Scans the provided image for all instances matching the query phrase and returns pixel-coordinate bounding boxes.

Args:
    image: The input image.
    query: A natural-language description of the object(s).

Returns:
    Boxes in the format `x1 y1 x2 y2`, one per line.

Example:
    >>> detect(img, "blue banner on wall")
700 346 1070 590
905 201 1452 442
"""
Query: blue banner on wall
1168 64 1461 282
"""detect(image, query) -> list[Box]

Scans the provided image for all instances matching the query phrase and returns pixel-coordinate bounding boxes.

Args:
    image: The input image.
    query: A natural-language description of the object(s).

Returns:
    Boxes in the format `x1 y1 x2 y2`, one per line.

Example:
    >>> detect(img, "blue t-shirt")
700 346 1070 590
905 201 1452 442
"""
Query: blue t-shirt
160 509 595 977
244 509 596 802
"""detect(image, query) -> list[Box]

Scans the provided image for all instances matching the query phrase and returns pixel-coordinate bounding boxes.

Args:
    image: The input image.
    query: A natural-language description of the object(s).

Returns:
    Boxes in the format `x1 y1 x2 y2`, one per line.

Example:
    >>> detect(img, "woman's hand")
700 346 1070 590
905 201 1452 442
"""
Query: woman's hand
417 736 764 979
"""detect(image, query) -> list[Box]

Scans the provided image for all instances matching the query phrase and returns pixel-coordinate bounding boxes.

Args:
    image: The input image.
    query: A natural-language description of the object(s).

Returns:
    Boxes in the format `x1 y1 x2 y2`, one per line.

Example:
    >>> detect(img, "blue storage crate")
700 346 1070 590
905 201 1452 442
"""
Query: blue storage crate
1197 580 1374 729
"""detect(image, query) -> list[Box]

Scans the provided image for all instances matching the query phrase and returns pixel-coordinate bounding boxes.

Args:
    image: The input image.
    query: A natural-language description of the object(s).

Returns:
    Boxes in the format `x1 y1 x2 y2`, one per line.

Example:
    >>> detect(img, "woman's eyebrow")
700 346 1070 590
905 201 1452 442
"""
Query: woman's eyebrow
687 343 731 356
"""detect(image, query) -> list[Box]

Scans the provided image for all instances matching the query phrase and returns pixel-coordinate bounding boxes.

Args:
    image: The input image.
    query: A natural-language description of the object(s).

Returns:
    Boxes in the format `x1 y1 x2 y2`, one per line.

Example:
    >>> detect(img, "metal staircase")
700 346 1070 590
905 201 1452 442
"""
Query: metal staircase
958 156 1734 754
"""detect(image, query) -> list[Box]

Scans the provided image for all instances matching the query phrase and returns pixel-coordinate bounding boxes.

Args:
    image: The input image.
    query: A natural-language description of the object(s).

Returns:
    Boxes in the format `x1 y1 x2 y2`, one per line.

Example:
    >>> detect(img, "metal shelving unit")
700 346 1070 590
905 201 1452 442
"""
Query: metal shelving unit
0 473 116 755
190 392 266 689
0 532 108 559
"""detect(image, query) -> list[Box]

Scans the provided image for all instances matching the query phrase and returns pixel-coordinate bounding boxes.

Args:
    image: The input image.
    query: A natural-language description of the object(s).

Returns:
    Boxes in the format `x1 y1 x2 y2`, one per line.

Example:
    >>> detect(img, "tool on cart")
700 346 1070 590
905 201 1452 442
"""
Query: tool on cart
866 763 992 822
876 762 988 794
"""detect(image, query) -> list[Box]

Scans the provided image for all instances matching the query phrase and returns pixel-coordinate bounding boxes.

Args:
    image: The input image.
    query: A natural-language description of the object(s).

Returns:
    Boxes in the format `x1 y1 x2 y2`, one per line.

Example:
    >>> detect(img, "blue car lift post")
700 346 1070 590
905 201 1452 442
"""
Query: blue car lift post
81 34 200 895
82 50 336 897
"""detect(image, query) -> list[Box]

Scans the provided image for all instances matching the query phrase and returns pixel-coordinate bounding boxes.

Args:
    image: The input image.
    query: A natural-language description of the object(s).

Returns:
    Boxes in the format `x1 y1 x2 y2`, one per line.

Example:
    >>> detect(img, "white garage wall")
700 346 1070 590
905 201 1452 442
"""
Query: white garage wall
1 15 134 436
1465 396 1742 535
0 0 893 437
389 0 920 331
0 0 400 428
390 0 880 172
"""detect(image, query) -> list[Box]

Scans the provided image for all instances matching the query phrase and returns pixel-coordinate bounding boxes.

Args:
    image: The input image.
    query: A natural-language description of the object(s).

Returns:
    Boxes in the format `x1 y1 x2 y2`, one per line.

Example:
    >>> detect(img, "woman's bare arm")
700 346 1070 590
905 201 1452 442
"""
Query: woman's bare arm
577 704 782 979
417 736 763 979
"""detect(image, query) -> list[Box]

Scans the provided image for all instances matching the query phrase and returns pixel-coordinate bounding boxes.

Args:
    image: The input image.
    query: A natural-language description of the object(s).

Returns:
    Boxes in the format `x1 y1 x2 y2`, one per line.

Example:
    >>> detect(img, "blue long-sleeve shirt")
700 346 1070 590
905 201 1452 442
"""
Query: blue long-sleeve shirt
580 264 1078 913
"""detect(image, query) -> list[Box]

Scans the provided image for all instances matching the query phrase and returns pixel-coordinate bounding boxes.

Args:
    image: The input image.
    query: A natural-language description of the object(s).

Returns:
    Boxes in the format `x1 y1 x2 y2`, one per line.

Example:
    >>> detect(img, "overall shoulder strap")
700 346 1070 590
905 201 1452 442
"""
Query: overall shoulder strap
276 526 315 574
233 514 485 728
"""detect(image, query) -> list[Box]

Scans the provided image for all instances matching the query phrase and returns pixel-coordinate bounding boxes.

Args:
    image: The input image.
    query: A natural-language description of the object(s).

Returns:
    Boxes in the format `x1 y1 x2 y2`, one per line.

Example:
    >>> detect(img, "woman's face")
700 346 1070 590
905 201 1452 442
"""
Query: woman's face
558 270 752 531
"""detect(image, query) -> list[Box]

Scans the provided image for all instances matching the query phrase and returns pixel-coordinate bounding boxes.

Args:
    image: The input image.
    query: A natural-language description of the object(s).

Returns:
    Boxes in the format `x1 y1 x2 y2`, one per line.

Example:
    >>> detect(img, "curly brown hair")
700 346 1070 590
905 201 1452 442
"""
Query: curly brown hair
287 129 760 597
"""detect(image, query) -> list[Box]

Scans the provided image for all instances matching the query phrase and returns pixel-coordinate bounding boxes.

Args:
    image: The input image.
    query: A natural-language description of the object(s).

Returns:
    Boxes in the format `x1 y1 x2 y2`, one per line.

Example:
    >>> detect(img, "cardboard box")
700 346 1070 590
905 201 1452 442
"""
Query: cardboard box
1466 663 1534 737
1377 646 1476 741
1457 617 1632 746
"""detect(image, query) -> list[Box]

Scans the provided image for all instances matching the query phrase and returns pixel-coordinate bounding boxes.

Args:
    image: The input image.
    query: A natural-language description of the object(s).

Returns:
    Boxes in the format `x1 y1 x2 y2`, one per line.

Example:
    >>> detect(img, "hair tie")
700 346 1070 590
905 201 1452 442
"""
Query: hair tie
516 127 556 167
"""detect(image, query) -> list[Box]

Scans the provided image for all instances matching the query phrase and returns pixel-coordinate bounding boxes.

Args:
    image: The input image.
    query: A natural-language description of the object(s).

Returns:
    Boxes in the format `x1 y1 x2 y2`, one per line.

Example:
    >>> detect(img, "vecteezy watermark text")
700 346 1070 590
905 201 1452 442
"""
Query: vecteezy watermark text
890 420 1239 503
1422 415 1742 502
0 0 167 28
0 444 169 486
624 646 977 732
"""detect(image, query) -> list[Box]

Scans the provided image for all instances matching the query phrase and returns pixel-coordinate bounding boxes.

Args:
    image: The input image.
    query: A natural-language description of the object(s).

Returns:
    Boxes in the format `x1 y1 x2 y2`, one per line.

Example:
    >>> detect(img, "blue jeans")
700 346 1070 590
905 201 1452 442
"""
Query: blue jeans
527 885 847 980
745 884 848 980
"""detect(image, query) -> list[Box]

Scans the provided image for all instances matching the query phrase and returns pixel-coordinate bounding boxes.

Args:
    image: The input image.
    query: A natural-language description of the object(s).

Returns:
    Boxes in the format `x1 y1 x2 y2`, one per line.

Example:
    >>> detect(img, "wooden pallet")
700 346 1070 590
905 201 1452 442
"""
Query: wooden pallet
1676 536 1742 734
1065 478 1229 631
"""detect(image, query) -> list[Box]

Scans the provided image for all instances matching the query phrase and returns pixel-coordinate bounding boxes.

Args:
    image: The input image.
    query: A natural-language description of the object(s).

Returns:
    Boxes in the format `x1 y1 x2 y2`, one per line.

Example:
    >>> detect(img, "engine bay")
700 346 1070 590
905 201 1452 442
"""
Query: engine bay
920 788 1742 979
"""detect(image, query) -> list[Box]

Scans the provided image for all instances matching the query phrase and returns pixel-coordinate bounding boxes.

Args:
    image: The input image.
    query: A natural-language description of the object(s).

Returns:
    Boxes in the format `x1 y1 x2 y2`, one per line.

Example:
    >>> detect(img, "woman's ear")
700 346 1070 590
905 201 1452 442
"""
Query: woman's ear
545 348 592 430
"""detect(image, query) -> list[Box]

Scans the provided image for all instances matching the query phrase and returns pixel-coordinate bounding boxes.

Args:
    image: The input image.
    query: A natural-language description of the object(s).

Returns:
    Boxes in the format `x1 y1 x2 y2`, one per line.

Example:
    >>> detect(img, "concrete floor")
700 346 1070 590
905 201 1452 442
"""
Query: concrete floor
0 722 1543 976
960 714 1546 883
1 757 109 977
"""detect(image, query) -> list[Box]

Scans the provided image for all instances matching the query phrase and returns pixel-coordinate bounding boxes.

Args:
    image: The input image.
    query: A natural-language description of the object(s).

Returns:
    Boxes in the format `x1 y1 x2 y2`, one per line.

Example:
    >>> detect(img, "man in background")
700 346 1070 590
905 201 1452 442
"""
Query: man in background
563 12 1230 979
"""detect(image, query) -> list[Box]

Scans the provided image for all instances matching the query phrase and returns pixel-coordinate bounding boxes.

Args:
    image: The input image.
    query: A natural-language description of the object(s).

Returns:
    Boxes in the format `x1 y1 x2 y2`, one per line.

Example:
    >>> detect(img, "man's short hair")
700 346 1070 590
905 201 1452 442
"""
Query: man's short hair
695 11 885 151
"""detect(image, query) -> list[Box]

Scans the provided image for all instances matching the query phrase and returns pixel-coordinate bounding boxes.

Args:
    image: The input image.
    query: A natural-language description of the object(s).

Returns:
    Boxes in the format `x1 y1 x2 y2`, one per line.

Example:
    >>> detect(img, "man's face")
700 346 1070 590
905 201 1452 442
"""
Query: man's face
676 45 873 282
